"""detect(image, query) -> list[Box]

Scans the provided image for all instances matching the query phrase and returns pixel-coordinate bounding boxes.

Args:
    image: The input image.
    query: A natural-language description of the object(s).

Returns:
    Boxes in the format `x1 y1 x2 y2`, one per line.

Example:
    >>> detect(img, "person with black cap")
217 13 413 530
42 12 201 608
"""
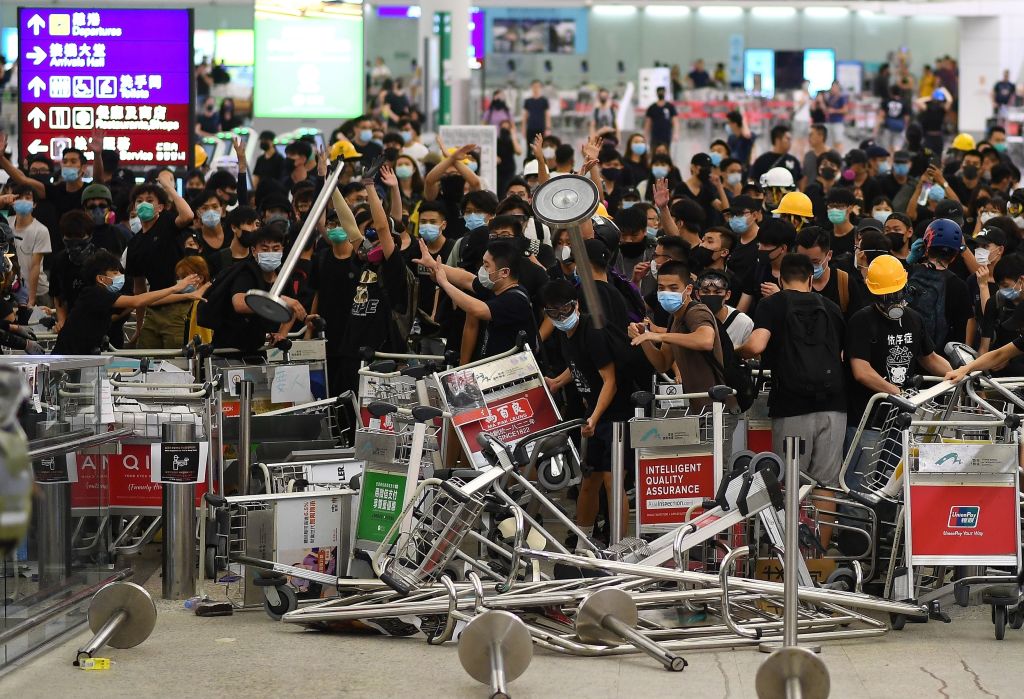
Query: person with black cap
253 130 286 189
969 226 1007 348
840 148 882 208
736 218 797 314
722 195 761 286
865 145 892 181
676 152 726 226
879 150 912 201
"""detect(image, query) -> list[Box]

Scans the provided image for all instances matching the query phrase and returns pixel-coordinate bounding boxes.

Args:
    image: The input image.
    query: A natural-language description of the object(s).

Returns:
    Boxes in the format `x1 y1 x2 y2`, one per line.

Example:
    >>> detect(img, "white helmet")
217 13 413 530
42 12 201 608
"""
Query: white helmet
760 166 795 189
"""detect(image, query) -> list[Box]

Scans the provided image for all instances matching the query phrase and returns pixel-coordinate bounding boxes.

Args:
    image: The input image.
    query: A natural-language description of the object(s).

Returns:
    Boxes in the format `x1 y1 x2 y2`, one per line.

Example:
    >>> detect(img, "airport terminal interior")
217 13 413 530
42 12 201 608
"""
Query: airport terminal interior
4 0 1024 697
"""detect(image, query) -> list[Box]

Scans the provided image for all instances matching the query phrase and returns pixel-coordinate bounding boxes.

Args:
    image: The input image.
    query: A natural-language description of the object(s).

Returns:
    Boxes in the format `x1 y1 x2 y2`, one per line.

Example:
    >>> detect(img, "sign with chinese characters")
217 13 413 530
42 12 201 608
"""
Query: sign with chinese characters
18 8 192 168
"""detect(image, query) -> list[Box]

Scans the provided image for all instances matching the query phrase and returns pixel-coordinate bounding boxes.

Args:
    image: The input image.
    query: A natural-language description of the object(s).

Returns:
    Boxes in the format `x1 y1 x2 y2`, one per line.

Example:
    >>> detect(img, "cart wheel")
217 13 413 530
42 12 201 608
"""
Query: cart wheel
889 613 906 631
825 568 856 593
1010 609 1024 630
204 546 217 579
994 606 1007 640
263 585 298 620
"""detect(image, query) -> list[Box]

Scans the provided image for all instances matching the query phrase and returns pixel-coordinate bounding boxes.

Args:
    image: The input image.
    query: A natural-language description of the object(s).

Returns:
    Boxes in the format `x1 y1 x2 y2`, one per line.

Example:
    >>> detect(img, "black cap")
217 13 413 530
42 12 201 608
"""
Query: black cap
1009 188 1024 205
727 195 760 214
260 194 291 212
691 152 713 168
893 150 912 162
855 217 884 234
584 238 610 266
866 145 890 159
934 199 964 220
845 148 868 166
976 226 1008 247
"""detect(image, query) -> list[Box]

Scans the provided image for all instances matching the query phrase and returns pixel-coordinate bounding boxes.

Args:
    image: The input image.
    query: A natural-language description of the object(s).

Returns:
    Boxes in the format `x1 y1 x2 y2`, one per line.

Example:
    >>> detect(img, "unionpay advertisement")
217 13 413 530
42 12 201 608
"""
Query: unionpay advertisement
254 10 364 119
18 8 193 168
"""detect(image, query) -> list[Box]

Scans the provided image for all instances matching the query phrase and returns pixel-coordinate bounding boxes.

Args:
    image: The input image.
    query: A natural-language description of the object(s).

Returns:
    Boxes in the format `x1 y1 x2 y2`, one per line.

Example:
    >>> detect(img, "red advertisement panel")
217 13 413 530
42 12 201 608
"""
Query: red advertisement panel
453 386 560 465
637 453 715 526
70 443 208 510
909 484 1018 558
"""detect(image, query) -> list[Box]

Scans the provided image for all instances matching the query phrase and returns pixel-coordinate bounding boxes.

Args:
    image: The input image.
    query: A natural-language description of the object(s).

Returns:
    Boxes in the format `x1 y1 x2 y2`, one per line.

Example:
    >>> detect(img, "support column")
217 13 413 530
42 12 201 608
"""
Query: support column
418 0 471 126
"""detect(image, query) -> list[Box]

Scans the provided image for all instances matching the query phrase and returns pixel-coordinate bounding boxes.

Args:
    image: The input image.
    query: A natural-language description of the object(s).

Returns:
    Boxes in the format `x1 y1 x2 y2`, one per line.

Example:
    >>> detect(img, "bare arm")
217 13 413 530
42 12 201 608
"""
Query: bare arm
461 315 480 365
635 325 715 352
736 327 769 359
157 170 193 228
115 275 198 310
27 253 44 306
531 134 549 186
0 134 44 199
587 364 617 426
423 141 476 200
379 165 404 224
851 358 900 396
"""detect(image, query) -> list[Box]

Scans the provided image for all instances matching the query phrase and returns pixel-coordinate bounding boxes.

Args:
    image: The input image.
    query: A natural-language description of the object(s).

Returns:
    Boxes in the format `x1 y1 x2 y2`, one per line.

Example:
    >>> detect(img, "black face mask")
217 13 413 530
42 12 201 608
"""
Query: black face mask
697 166 711 181
886 233 906 252
31 173 52 184
757 247 777 266
618 241 646 258
260 140 273 151
384 147 400 162
185 187 204 199
499 128 512 140
689 245 714 270
602 168 622 182
962 165 979 180
820 167 837 181
63 237 95 265
699 294 725 314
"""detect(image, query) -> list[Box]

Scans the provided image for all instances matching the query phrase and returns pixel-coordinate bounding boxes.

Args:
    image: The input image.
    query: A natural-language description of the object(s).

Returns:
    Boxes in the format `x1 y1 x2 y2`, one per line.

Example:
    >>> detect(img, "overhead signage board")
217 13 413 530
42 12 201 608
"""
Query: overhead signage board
18 8 193 168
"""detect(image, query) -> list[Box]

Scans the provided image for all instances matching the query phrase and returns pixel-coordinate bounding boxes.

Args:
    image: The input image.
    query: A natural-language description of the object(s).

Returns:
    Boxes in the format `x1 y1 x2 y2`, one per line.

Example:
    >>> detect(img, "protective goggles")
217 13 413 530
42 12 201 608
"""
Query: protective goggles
543 301 576 322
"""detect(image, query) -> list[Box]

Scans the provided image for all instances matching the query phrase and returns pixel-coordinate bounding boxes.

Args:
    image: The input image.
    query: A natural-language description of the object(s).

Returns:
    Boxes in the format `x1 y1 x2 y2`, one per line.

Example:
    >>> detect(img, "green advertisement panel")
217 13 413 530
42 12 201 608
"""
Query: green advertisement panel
355 468 406 544
254 11 364 119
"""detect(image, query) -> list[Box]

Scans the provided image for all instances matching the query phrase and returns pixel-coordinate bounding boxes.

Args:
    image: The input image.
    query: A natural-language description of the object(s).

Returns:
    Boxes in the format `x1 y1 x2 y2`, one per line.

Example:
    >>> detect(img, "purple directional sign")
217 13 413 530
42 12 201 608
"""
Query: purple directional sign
19 8 193 168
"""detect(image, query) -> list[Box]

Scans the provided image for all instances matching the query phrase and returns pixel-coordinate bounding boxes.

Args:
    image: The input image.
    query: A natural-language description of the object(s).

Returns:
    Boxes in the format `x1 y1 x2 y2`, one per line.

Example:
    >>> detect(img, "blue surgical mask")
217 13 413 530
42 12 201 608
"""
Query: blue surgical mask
395 164 415 179
200 210 221 228
812 264 826 280
651 166 670 179
631 142 647 156
419 223 441 242
657 290 684 313
877 161 891 176
551 313 579 332
359 129 373 143
464 212 487 230
181 284 197 294
893 163 910 177
129 216 142 234
646 226 659 239
872 210 892 223
107 274 125 294
621 201 636 209
827 208 847 225
710 152 723 167
729 215 749 234
12 200 33 216
726 172 742 186
467 161 479 173
928 184 945 202
257 251 283 272
998 287 1021 302
401 131 413 143
61 166 80 182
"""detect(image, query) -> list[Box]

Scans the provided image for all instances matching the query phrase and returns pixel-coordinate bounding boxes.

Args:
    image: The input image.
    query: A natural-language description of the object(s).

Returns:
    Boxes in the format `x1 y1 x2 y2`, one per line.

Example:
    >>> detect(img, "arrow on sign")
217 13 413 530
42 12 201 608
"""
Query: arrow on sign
27 14 45 36
27 107 45 128
27 46 47 66
27 76 45 98
27 139 47 155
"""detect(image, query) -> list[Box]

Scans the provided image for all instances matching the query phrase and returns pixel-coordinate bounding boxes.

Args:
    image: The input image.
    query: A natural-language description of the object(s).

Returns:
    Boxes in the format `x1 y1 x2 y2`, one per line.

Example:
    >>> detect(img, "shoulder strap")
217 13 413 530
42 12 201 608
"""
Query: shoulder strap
836 268 849 313
722 309 738 330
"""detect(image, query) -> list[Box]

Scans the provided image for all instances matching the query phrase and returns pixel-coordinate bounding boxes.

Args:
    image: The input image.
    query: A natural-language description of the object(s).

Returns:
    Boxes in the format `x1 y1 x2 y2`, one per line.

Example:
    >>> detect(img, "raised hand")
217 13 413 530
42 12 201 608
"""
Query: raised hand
652 178 670 209
379 164 398 188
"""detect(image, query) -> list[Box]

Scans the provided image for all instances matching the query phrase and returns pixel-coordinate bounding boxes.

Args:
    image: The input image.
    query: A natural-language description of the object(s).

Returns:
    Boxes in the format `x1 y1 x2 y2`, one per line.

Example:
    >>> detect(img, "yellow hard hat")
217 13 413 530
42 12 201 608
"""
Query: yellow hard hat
330 139 362 161
952 132 976 151
772 191 814 219
865 254 908 295
194 144 207 168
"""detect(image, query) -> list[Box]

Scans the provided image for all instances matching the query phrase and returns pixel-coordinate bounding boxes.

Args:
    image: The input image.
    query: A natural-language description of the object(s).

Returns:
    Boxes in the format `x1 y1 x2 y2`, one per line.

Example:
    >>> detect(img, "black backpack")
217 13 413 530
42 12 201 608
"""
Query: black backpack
906 265 948 349
775 292 843 400
196 259 253 336
699 308 756 412
607 269 648 324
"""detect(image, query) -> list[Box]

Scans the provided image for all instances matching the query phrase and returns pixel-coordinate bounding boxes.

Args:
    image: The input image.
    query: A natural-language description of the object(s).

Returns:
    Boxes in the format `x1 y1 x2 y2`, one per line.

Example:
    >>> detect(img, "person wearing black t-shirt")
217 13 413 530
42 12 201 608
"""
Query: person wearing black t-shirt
124 172 195 349
644 87 678 148
406 201 456 319
795 226 861 317
541 279 632 545
253 131 286 189
416 238 536 360
54 250 199 355
521 81 551 157
749 125 803 185
0 136 102 223
736 218 796 315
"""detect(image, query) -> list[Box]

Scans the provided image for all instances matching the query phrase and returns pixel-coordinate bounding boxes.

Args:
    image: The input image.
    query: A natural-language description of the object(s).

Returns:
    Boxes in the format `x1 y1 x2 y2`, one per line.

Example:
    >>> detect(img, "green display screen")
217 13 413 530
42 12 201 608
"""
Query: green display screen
253 12 364 119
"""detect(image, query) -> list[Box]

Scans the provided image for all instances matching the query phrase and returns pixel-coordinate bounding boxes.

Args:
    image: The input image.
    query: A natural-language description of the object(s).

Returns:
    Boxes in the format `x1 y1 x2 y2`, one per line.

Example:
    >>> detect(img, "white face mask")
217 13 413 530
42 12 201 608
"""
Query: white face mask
980 211 997 224
974 247 991 265
872 209 892 223
1014 215 1024 228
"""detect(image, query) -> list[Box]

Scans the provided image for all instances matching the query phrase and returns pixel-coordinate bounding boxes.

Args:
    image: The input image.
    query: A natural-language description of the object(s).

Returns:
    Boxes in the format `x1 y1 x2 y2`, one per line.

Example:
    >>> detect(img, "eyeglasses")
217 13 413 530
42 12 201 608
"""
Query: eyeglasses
543 301 576 321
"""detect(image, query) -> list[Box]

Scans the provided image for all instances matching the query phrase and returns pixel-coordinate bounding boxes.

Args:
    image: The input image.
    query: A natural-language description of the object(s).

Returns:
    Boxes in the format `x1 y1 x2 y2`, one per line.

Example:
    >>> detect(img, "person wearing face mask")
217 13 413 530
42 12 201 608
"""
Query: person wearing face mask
81 183 130 252
823 187 858 258
613 207 656 284
722 196 761 287
846 255 951 448
282 140 318 188
252 130 286 189
967 227 1006 348
407 201 456 320
173 256 213 345
694 269 753 347
590 89 620 143
803 151 842 221
883 212 914 260
643 87 678 149
679 153 726 226
54 250 199 355
521 81 552 161
0 135 105 223
840 148 882 210
124 171 196 349
416 238 536 361
629 260 736 413
1006 188 1024 230
736 218 796 314
208 206 260 277
50 211 100 331
350 116 384 165
905 218 971 347
948 149 984 205
596 149 629 214
5 185 51 307
878 150 912 200
690 226 733 276
622 134 650 186
542 279 640 546
975 255 1024 367
795 226 858 317
720 158 744 200
868 196 894 226
192 190 230 254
